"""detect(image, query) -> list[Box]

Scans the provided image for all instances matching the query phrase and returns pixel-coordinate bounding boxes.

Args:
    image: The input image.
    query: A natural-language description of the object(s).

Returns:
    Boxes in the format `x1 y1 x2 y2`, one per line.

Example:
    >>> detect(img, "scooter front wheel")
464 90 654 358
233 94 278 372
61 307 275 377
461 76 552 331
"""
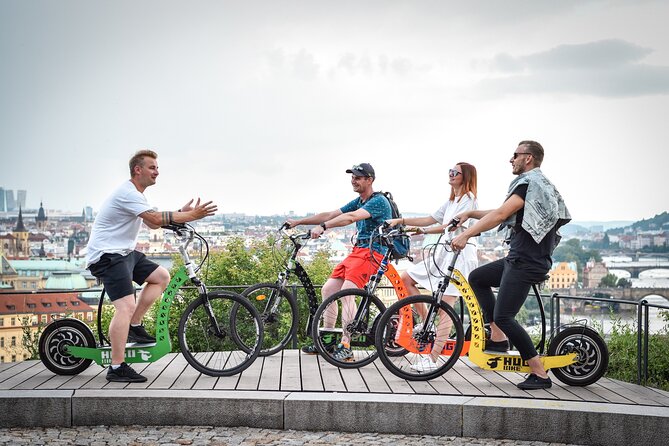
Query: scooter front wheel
38 318 96 375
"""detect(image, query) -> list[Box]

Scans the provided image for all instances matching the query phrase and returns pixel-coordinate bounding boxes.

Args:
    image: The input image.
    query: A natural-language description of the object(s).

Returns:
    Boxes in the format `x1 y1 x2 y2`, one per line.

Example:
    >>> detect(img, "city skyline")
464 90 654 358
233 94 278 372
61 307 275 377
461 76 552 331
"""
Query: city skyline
2 1 668 221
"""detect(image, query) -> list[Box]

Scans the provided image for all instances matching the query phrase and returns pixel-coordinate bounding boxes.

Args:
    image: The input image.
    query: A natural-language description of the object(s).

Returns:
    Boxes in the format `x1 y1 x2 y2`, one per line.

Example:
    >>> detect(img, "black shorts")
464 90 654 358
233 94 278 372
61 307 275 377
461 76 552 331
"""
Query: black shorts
88 251 160 301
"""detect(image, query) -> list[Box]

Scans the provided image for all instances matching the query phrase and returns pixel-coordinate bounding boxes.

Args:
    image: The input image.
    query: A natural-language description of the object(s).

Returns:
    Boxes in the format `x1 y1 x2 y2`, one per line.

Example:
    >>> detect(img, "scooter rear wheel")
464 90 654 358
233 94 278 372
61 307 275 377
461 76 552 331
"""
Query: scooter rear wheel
38 318 96 375
548 326 608 386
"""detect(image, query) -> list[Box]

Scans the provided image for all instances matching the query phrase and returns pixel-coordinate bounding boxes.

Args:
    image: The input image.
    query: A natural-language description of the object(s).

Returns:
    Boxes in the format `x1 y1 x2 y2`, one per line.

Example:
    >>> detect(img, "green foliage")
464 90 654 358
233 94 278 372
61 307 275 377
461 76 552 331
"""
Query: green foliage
600 315 669 391
20 317 42 360
599 273 619 288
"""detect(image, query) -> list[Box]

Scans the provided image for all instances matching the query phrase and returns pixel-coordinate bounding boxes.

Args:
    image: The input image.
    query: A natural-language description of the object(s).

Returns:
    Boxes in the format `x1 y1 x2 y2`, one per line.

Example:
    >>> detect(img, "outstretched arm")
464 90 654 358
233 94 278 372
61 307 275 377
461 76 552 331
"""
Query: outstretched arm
139 198 218 229
451 195 524 250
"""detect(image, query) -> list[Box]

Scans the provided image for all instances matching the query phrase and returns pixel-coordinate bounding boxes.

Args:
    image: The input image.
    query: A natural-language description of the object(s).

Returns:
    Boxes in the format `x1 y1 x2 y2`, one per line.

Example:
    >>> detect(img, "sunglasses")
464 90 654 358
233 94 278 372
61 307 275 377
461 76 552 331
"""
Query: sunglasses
513 152 532 159
448 169 462 177
350 165 372 177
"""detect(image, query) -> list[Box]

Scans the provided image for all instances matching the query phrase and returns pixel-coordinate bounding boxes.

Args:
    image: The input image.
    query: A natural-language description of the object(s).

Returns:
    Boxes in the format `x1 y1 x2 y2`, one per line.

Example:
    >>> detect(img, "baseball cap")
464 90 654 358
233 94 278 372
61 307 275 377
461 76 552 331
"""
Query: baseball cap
346 163 375 178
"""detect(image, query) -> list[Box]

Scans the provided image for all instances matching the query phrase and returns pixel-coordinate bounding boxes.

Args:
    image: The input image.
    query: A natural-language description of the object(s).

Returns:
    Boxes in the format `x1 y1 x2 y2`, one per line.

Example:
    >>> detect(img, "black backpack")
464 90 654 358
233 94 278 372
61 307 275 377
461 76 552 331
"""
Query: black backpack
372 191 411 261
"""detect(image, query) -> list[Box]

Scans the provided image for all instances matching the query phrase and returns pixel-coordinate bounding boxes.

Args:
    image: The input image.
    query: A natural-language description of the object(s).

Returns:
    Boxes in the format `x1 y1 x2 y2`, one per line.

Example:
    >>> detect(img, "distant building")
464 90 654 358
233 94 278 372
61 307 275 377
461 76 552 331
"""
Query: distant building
549 262 578 289
583 259 609 288
16 190 26 210
0 187 5 212
4 190 16 212
0 293 94 363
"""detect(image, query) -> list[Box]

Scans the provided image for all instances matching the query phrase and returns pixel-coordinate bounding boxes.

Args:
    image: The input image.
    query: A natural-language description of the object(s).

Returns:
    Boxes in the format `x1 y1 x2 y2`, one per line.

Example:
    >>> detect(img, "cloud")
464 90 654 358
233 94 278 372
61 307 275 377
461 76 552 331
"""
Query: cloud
479 39 669 97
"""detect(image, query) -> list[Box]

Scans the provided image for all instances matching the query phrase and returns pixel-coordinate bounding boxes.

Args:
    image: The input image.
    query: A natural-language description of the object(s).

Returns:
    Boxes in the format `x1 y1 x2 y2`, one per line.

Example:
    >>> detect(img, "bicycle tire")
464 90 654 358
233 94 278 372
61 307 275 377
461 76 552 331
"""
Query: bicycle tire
178 291 263 377
234 282 298 356
375 295 464 381
548 326 608 386
311 288 386 369
38 318 95 375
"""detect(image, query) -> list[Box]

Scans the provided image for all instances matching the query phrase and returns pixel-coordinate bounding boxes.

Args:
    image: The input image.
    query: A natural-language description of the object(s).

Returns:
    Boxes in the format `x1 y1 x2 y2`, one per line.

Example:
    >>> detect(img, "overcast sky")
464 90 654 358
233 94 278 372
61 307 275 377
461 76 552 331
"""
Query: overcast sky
1 0 668 222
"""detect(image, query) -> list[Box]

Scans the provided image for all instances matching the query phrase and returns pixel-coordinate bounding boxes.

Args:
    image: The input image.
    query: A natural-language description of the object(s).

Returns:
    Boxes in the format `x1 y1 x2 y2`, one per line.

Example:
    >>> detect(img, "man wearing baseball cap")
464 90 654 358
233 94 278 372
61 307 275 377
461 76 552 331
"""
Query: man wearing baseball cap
286 162 392 360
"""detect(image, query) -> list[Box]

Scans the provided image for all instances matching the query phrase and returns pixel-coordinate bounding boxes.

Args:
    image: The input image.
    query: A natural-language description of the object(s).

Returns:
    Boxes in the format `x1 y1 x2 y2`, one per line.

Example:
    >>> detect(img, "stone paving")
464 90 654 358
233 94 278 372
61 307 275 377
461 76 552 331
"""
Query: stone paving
0 426 584 446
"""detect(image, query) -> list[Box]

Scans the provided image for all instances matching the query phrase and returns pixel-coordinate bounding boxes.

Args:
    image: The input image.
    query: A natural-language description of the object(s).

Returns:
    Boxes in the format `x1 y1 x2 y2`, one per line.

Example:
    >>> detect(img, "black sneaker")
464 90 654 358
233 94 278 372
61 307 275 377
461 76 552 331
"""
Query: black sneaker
485 339 510 353
301 344 318 354
106 362 148 383
517 373 552 390
128 325 156 344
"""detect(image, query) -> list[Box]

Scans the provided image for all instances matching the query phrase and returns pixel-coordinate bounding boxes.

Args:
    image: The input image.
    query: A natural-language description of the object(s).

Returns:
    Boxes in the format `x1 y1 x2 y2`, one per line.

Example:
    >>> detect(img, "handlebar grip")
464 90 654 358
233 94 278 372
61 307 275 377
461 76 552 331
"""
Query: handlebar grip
161 222 187 231
280 222 290 230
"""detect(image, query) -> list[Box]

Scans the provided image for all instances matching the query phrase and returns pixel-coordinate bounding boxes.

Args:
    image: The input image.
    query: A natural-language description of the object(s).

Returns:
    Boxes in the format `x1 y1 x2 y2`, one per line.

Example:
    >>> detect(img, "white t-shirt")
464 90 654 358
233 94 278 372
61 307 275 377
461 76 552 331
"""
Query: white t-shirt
407 192 479 294
85 180 153 268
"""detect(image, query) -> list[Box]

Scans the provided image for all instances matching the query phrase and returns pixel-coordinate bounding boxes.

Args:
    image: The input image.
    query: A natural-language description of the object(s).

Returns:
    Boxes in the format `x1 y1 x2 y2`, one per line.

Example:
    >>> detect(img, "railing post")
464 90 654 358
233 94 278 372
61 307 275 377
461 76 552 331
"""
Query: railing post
643 300 650 384
637 301 643 385
291 284 299 349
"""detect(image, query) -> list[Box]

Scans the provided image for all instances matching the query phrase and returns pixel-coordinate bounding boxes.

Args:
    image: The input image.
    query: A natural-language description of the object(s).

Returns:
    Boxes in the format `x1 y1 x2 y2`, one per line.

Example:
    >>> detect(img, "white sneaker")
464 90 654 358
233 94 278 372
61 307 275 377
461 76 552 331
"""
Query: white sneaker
412 322 424 335
410 356 438 372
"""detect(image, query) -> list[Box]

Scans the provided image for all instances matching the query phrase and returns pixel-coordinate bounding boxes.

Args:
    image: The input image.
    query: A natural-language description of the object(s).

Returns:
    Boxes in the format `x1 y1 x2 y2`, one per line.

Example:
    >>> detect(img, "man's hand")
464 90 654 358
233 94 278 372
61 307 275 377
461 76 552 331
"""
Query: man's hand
310 225 324 239
451 232 469 251
185 198 217 220
385 218 402 227
285 219 299 229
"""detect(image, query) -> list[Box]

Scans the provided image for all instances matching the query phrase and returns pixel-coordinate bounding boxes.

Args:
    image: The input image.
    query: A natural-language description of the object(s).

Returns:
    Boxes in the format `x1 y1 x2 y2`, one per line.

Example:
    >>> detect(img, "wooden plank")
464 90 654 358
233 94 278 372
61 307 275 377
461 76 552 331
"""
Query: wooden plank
0 362 20 374
584 380 640 404
454 359 507 397
300 352 324 392
280 349 302 391
599 377 665 406
172 352 210 389
0 360 39 386
14 367 58 390
58 364 106 389
339 367 368 393
36 370 81 390
0 360 44 389
435 360 482 396
359 362 391 393
149 353 188 389
550 381 609 403
258 354 282 391
373 361 416 394
317 356 347 392
235 355 264 390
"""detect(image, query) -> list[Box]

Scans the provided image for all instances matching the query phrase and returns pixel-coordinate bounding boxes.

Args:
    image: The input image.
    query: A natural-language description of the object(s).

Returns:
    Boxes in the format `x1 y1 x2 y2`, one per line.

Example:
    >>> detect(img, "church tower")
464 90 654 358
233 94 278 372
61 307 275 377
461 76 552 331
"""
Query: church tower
36 201 48 231
13 206 30 258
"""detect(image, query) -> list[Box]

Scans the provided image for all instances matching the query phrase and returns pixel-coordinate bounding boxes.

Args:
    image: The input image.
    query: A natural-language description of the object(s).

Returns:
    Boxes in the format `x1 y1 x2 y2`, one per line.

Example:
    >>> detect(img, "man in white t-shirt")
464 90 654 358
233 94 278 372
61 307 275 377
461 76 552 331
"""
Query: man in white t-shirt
86 149 217 383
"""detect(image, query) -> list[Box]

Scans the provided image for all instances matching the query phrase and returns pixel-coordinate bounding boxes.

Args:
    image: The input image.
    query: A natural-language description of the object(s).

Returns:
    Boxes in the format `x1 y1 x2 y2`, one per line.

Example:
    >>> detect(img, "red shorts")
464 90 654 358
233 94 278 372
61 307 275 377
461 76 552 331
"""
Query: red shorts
330 247 384 288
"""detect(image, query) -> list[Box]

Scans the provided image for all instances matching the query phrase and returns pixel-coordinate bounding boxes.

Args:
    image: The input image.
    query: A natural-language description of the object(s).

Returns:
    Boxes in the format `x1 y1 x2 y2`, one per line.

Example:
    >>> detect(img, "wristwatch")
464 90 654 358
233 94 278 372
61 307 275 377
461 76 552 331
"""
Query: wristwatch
320 222 327 231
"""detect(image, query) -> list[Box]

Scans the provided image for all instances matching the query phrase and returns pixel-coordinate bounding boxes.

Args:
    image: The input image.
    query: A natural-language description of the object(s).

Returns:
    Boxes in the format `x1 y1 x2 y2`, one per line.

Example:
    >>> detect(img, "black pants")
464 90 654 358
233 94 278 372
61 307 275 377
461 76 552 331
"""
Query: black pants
468 258 548 361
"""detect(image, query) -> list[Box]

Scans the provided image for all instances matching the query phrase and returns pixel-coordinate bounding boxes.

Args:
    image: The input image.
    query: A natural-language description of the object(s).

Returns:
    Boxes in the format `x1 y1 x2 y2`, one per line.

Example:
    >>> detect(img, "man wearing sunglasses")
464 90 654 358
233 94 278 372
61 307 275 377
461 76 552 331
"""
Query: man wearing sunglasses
285 163 392 360
451 141 570 390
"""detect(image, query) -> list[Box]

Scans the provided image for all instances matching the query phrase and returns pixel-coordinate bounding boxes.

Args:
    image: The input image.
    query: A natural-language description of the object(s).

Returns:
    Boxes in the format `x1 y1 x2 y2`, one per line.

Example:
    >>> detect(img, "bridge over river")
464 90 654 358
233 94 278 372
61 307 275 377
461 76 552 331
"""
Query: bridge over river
605 260 669 278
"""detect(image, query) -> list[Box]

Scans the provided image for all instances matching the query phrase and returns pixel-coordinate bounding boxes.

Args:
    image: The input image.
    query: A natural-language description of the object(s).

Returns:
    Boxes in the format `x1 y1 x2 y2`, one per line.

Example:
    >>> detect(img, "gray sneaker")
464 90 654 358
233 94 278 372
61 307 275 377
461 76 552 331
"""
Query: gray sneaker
332 343 353 361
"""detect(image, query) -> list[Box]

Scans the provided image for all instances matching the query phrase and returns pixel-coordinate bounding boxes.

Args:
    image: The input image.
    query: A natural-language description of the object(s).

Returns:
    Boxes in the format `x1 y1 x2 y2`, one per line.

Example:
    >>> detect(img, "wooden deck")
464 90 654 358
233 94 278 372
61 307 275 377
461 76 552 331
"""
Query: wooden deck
2 350 669 408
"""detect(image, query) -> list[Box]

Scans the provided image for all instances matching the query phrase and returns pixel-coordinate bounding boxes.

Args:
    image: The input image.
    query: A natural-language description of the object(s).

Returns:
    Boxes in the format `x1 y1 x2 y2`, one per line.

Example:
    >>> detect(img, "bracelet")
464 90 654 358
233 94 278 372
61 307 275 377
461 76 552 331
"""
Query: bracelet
320 222 327 230
401 217 405 225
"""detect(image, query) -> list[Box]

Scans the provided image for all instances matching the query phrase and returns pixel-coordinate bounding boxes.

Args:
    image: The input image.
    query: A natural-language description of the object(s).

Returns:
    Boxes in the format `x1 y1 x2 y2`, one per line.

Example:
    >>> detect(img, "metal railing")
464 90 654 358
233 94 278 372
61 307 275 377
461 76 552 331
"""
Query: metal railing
550 292 669 384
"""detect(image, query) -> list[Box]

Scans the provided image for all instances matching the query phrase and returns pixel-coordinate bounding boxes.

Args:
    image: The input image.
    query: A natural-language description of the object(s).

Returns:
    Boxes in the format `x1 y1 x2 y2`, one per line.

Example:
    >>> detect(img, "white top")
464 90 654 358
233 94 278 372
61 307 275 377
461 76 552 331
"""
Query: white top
407 192 479 295
85 180 153 268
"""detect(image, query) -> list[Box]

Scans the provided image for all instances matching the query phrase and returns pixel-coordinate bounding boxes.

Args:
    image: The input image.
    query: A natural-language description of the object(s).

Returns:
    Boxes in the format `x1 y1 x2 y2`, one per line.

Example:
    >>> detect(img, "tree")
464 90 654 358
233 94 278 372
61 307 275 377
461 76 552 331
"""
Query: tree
20 316 42 360
616 278 632 288
599 273 619 288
